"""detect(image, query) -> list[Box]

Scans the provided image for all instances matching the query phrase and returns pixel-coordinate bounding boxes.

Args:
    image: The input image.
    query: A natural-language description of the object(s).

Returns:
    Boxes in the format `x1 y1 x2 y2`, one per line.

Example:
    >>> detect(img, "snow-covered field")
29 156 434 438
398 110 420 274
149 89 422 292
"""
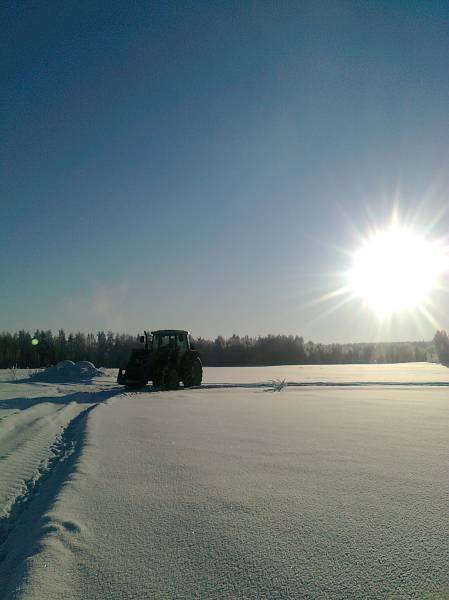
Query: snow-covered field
1 364 449 599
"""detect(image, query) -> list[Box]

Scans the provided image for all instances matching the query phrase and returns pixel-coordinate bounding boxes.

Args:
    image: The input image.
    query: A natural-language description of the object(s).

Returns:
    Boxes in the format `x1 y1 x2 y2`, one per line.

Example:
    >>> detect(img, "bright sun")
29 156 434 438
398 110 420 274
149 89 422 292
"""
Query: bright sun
348 225 447 317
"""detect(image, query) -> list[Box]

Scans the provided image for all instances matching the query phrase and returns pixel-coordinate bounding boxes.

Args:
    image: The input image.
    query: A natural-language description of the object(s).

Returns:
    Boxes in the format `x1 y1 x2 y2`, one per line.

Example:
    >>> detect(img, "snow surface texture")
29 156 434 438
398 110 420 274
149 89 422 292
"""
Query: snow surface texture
1 364 449 599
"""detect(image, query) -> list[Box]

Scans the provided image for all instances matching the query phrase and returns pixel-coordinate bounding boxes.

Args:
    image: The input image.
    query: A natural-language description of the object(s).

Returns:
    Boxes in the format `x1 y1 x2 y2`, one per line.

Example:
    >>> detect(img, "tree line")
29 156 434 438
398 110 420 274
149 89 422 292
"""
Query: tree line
433 330 449 365
194 335 433 366
0 329 436 369
0 330 137 369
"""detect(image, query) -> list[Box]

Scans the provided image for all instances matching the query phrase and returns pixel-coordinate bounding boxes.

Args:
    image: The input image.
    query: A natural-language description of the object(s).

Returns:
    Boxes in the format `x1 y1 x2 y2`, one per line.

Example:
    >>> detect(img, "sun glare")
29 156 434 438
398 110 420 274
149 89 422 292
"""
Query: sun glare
347 225 448 317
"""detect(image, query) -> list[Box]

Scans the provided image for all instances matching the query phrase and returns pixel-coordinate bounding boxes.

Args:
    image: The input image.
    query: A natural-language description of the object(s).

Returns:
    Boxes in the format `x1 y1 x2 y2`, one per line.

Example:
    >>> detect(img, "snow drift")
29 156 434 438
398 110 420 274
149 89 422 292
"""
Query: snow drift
28 361 105 383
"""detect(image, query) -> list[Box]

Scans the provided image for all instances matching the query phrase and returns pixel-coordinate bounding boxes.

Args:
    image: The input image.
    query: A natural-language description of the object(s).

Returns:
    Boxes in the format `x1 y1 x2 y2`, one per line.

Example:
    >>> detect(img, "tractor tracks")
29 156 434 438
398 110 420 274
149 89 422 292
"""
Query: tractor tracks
0 403 97 577
0 404 97 548
199 380 449 390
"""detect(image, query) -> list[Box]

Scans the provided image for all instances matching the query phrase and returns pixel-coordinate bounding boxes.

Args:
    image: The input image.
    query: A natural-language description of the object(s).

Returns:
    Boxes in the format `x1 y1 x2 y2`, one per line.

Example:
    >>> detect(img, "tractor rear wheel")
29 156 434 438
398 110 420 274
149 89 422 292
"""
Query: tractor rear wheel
182 355 203 387
162 365 179 390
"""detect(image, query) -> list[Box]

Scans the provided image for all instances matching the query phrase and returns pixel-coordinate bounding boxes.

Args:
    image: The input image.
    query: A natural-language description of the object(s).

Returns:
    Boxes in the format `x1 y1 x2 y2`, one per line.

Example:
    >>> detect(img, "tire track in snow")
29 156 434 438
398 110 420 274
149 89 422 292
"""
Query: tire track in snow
0 387 125 598
126 381 449 394
0 404 96 552
0 402 103 600
199 380 449 389
0 389 119 525
0 400 107 593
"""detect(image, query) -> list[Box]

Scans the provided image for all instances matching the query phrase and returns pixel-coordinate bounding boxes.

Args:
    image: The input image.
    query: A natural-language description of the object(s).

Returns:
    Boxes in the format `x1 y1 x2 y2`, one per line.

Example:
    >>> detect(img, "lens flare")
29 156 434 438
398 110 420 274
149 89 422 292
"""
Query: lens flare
347 225 448 317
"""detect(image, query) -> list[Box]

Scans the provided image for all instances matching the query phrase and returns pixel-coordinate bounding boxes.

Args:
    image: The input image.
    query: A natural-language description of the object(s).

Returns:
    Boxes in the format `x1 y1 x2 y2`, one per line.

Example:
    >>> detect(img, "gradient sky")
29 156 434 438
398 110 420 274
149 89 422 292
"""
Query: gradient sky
2 1 449 342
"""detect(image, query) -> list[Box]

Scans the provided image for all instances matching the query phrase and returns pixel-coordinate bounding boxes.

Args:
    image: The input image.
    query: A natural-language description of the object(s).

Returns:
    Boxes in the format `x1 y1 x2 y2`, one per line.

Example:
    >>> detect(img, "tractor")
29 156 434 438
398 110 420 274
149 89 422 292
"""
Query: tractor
117 330 203 390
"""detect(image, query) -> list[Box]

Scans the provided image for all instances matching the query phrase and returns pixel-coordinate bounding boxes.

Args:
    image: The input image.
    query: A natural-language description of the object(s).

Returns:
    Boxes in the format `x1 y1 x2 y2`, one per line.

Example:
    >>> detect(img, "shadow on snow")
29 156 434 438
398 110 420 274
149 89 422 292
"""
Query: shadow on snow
0 387 124 412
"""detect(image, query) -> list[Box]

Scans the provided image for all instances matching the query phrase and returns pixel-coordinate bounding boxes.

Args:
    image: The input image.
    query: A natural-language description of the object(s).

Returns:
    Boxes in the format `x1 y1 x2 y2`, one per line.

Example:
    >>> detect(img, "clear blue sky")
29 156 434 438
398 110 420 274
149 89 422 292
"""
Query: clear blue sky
1 1 448 342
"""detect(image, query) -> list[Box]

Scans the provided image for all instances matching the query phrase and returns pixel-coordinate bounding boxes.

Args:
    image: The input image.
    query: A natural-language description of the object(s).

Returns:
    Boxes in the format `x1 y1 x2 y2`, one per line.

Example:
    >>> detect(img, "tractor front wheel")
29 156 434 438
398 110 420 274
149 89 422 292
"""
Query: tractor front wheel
162 365 179 390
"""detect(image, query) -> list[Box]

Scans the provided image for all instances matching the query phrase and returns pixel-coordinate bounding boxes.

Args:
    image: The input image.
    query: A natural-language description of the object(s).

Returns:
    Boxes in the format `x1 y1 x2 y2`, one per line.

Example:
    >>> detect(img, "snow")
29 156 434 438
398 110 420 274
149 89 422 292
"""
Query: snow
204 361 449 385
1 364 449 599
56 360 75 370
74 361 96 371
28 361 105 383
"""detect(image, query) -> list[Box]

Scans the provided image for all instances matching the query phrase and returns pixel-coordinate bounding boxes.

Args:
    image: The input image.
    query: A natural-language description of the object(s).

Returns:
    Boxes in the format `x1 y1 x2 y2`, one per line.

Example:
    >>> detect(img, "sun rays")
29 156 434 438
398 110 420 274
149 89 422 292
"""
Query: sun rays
308 207 449 337
347 224 448 317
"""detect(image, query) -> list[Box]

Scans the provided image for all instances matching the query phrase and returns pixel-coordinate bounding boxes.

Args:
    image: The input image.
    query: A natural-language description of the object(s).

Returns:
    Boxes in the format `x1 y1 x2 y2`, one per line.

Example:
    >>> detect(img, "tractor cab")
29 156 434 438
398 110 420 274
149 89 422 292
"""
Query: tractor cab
151 330 190 353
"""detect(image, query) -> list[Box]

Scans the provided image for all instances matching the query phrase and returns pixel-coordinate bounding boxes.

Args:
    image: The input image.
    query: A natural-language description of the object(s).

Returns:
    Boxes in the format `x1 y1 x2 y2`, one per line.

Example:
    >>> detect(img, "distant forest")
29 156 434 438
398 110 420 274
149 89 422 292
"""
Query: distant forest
433 330 449 366
0 329 441 369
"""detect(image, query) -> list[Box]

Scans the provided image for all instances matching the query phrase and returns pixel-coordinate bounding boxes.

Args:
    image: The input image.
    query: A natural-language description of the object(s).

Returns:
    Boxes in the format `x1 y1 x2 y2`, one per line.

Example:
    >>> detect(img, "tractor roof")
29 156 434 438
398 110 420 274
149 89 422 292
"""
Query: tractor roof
151 329 189 335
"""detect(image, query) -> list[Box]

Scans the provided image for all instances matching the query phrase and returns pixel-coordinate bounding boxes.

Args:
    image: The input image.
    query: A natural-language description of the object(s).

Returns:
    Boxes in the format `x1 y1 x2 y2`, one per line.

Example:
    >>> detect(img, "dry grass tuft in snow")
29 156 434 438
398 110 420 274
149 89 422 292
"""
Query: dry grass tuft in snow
8 365 18 381
266 378 287 391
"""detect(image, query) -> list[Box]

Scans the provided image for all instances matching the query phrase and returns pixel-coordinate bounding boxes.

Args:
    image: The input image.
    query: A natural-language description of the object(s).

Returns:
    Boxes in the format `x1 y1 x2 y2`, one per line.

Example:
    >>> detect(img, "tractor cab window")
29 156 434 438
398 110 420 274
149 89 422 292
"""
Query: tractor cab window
157 335 169 349
155 335 177 350
177 334 187 352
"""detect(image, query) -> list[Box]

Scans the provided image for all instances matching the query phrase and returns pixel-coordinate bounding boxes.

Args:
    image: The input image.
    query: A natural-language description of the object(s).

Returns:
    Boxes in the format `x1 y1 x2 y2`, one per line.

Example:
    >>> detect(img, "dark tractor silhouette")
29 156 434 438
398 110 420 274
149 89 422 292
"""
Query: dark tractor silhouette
117 330 203 390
